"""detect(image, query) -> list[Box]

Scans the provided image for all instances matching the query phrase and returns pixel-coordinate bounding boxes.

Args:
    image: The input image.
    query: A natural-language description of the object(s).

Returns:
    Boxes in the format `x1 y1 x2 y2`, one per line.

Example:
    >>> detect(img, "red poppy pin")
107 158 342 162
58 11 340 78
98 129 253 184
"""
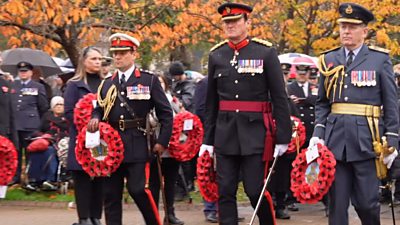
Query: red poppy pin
2 86 9 93
327 62 334 69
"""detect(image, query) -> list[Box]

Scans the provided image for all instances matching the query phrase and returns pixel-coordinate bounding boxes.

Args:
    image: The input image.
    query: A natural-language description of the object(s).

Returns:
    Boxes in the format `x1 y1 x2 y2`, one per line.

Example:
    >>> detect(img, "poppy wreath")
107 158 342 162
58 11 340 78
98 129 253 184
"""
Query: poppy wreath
169 111 204 162
75 122 124 177
286 116 306 154
74 93 97 132
196 151 218 202
290 143 336 204
0 135 18 185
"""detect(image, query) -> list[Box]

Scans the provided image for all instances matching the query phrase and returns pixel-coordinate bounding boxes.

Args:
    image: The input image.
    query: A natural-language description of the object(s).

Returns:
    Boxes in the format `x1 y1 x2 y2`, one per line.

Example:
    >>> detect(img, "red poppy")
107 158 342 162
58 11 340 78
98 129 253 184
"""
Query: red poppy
168 111 204 162
286 116 306 154
196 151 218 202
0 136 18 185
290 144 336 204
75 122 124 177
74 93 97 132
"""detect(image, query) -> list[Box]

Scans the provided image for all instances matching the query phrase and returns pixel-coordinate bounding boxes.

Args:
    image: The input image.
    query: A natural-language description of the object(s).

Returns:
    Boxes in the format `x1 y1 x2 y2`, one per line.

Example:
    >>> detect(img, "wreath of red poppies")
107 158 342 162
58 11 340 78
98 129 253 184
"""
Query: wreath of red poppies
286 116 306 154
75 122 124 177
196 151 218 202
0 135 18 185
74 93 97 132
169 111 204 162
290 143 336 204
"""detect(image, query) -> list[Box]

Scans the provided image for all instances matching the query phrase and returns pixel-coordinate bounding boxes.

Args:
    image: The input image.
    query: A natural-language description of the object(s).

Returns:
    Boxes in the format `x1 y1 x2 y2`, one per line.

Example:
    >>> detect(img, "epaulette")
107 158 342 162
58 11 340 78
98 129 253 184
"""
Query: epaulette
210 40 228 52
321 46 341 55
139 68 156 75
369 45 390 54
251 38 272 47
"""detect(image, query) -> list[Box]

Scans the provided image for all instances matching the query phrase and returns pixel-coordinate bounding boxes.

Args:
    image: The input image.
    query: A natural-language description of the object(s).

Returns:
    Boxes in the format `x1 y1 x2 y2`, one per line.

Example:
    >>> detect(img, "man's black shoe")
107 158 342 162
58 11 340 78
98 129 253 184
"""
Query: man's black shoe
166 214 184 225
205 212 218 223
275 208 290 219
287 203 299 211
91 218 102 225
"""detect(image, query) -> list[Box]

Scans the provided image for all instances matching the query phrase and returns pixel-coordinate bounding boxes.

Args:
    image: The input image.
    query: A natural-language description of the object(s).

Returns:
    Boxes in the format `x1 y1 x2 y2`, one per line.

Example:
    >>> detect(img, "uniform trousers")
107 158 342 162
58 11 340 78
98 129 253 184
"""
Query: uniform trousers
216 153 273 225
104 162 160 225
329 159 380 225
149 157 180 211
14 130 34 182
71 170 103 220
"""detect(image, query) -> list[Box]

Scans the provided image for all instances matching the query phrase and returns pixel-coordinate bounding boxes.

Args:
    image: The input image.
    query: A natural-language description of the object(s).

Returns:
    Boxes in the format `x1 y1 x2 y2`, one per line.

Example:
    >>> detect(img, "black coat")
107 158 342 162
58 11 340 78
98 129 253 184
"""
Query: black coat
93 69 173 163
0 76 17 143
204 38 291 156
172 79 196 113
40 111 69 140
287 81 318 142
12 79 49 132
64 80 97 171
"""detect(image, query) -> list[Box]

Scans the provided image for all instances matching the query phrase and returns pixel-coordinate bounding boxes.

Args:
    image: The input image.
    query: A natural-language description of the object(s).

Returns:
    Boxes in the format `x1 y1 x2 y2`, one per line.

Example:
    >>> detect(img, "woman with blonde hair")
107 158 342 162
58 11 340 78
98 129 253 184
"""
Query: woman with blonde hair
64 46 104 225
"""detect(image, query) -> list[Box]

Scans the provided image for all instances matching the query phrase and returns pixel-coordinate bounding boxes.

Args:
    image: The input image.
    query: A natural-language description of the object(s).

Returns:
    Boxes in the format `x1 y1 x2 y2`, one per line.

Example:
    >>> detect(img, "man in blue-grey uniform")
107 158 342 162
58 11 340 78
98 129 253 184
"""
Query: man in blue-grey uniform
308 3 399 225
11 61 49 185
88 33 173 225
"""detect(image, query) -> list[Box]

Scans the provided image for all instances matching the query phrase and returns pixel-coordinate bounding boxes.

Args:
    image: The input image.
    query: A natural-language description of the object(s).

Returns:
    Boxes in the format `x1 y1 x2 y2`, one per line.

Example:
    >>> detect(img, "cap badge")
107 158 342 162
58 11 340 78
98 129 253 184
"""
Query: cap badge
116 37 121 45
226 7 231 13
345 5 353 14
20 63 26 67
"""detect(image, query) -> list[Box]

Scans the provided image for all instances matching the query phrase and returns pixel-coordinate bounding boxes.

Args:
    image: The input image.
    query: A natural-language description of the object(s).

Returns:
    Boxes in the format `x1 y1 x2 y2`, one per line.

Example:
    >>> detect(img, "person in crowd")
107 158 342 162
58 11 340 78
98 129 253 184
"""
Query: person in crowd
100 56 113 78
309 3 399 225
393 63 400 206
26 96 69 191
149 73 184 225
11 61 49 186
287 64 318 148
64 46 104 225
201 2 291 225
308 66 319 86
0 70 17 156
87 33 173 225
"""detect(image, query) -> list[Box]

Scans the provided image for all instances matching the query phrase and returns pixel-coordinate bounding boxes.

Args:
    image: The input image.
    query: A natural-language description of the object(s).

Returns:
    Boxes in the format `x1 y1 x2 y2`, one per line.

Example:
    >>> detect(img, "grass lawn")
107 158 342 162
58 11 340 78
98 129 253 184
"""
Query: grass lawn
3 183 249 203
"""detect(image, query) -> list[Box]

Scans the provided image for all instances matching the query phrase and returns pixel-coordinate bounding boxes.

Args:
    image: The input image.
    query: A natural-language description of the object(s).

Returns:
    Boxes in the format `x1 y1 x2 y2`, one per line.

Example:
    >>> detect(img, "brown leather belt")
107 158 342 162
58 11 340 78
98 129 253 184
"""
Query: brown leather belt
109 118 145 131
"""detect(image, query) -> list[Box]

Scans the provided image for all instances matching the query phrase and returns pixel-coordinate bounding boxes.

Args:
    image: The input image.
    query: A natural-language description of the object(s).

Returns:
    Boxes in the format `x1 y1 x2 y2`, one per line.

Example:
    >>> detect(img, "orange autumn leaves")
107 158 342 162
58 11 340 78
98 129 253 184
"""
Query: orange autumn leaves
0 0 398 60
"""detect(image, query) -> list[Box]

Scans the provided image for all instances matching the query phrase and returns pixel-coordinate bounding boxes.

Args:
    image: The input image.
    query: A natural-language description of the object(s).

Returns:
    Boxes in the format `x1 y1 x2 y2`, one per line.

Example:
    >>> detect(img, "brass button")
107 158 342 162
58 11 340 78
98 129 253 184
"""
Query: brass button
218 73 222 77
121 92 125 95
120 103 124 107
236 109 239 113
120 115 124 119
234 80 238 84
345 73 348 77
344 97 349 101
344 85 348 88
235 94 239 99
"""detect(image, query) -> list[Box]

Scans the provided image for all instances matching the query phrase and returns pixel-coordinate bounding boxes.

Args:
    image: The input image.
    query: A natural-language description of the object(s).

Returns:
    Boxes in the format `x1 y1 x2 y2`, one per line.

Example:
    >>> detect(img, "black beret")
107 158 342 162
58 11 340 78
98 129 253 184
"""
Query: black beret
338 3 374 24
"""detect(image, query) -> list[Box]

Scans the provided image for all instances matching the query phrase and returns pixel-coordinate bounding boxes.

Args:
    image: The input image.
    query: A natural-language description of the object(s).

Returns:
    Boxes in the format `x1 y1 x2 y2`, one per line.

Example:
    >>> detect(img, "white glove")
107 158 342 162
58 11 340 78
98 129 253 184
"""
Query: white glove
274 144 289 157
308 137 325 150
199 144 214 157
383 149 398 169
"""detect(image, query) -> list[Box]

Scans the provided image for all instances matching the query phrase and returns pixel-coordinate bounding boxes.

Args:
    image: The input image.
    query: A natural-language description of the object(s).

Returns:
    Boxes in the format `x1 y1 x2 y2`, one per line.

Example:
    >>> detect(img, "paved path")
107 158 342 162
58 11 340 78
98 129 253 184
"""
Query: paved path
0 201 399 225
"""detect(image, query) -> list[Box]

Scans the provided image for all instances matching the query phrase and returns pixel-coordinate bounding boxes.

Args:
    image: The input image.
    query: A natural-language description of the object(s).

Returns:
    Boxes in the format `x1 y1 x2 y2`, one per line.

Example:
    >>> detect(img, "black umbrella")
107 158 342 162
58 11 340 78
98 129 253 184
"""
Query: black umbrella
1 48 62 77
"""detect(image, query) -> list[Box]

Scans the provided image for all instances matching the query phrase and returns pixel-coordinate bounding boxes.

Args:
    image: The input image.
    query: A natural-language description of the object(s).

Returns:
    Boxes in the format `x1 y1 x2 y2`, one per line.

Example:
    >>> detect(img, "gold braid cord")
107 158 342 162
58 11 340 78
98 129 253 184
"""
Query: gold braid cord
317 55 345 101
97 80 117 121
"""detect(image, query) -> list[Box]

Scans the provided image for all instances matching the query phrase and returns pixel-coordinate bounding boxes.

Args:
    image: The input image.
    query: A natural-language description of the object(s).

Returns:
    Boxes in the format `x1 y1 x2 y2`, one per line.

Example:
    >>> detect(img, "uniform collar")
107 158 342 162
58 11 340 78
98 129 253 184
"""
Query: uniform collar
21 79 31 86
228 38 250 51
118 64 135 82
345 44 363 58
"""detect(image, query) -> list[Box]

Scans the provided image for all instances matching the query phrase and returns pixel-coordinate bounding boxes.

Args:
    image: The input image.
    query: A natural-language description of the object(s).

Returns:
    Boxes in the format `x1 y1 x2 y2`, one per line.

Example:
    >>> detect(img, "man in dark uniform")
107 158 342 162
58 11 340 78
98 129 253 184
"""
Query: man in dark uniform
287 64 318 147
11 61 49 185
87 33 173 225
309 3 399 225
201 3 291 225
0 71 17 145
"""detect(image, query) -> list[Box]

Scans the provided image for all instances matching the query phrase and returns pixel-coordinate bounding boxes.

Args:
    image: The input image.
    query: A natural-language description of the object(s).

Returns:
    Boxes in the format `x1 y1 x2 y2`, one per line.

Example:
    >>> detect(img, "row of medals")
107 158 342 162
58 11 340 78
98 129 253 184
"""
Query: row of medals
230 50 263 75
350 71 377 87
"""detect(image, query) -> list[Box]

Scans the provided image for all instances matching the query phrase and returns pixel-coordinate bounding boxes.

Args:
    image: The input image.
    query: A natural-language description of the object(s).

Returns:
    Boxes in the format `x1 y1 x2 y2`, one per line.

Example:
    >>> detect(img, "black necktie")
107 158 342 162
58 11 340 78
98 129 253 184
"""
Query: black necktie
346 51 354 67
120 74 126 85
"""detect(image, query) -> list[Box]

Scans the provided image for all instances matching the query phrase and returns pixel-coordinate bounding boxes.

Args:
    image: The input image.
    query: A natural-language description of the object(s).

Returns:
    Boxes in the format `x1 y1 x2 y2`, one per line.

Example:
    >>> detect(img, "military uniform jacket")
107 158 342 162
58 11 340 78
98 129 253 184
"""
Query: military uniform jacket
93 69 173 163
0 76 16 142
204 39 291 156
12 79 49 131
313 44 399 162
287 81 317 141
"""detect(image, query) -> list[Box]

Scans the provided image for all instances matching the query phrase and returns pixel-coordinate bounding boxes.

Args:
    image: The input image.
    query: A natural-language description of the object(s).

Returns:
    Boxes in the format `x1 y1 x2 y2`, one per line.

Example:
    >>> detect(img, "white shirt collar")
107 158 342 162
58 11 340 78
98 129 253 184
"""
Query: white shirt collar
21 79 31 86
118 64 136 82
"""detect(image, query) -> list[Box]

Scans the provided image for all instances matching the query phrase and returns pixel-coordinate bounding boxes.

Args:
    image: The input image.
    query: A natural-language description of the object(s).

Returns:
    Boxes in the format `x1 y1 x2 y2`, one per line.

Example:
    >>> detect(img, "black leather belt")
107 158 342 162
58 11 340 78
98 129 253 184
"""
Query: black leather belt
109 118 145 131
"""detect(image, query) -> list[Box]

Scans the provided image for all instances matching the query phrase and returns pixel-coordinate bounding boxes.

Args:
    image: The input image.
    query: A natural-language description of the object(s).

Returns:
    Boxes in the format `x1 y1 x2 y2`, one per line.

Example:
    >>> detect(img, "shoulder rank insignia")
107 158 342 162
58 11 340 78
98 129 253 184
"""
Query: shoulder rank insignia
210 40 228 52
369 45 390 54
320 46 341 54
139 68 155 75
251 38 272 47
104 73 113 79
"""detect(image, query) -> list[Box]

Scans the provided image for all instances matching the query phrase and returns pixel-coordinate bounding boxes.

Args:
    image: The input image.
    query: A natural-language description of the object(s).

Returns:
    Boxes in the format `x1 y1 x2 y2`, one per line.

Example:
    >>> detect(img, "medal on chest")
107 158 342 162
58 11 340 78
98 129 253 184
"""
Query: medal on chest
351 70 376 87
237 59 263 74
126 84 150 100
